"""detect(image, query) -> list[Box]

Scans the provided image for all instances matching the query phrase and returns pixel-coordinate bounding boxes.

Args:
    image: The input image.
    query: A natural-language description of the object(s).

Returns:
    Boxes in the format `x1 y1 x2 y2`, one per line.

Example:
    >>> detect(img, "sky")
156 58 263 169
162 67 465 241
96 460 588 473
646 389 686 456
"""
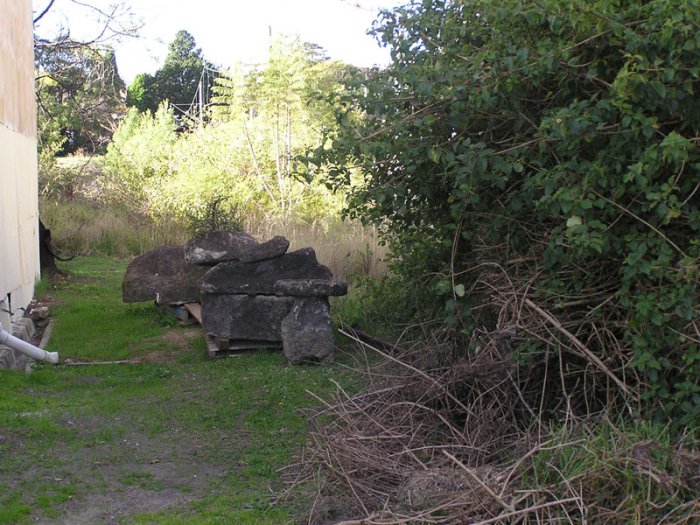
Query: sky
33 0 406 84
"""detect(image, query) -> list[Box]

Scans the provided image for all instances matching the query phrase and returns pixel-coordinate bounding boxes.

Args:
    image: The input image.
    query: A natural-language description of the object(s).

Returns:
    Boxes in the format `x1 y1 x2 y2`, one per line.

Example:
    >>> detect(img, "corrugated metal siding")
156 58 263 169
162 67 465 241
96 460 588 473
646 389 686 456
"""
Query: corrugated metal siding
0 0 39 329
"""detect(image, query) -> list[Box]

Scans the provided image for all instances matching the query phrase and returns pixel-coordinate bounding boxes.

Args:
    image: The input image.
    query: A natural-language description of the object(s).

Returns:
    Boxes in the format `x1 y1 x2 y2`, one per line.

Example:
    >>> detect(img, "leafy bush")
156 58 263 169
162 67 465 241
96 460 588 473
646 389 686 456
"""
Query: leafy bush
310 0 700 425
102 104 178 215
103 37 349 227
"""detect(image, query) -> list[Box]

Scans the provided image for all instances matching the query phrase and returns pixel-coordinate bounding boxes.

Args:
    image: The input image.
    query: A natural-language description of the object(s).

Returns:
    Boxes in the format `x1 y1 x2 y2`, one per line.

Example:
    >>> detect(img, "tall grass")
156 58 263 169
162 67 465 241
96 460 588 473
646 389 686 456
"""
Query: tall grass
40 198 188 257
247 217 387 281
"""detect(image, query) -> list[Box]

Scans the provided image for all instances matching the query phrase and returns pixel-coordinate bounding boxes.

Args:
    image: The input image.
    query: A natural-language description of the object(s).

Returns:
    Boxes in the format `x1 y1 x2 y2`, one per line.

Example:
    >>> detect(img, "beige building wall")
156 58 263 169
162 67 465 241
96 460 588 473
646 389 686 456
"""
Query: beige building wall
0 0 39 329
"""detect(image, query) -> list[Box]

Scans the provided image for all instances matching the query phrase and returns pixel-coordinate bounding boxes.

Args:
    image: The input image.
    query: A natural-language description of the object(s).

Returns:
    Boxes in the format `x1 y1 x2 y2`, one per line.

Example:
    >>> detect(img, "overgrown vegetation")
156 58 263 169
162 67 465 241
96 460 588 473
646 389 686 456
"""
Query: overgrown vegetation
38 34 388 279
287 0 700 522
296 335 700 524
27 0 700 522
38 159 386 282
102 35 352 228
309 0 700 425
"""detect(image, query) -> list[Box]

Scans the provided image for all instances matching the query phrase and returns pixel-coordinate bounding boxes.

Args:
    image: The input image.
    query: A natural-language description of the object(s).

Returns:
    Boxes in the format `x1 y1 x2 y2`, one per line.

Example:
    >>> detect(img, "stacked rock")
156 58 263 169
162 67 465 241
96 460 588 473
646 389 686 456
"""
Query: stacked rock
122 231 347 364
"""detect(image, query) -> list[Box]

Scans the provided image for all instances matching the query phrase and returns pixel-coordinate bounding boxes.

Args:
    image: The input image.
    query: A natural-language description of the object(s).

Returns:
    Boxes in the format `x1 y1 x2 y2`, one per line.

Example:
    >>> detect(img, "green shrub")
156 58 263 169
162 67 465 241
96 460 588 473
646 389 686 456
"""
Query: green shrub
310 0 700 426
102 103 178 214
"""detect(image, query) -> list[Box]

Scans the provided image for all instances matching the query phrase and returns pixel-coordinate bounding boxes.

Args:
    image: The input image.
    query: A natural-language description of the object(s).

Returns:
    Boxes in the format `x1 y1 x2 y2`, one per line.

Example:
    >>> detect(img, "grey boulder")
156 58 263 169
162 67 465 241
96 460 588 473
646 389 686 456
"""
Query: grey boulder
281 298 334 364
122 245 208 304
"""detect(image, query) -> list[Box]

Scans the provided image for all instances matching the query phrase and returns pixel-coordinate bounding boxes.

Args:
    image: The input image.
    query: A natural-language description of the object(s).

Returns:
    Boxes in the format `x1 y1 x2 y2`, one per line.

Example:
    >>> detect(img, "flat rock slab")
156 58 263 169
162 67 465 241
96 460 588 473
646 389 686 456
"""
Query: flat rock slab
201 294 294 341
202 248 333 295
0 346 30 370
123 246 208 304
273 279 348 297
240 235 290 263
184 231 289 265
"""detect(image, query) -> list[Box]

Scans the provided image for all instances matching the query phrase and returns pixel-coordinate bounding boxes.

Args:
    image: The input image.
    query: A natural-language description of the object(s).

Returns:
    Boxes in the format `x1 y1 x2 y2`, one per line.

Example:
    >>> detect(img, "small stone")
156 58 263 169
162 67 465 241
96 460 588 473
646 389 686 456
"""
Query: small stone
399 468 471 508
28 306 49 320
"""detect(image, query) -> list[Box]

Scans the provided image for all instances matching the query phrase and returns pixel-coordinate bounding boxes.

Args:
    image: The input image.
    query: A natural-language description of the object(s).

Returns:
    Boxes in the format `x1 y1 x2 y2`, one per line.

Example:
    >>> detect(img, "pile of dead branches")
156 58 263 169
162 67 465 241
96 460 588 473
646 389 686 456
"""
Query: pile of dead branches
287 326 699 524
465 257 638 420
282 231 700 524
287 253 698 524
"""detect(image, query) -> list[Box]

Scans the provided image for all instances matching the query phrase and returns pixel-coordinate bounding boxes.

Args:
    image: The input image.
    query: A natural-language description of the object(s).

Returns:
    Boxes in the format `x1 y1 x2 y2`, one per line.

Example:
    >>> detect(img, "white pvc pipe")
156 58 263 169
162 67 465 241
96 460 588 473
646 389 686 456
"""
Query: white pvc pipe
0 324 59 364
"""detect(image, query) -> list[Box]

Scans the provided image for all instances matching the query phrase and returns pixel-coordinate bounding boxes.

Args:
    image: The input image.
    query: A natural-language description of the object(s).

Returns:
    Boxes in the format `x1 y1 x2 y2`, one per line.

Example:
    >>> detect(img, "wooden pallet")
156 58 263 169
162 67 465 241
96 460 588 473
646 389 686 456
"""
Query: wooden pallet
205 335 281 359
184 303 202 325
182 303 282 359
156 303 200 325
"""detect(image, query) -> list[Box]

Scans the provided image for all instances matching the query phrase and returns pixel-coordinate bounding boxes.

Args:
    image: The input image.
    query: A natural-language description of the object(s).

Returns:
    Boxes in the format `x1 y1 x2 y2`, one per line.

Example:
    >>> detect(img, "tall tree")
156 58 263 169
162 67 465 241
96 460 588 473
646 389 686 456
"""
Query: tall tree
127 30 215 116
212 35 352 214
33 0 138 155
36 43 126 154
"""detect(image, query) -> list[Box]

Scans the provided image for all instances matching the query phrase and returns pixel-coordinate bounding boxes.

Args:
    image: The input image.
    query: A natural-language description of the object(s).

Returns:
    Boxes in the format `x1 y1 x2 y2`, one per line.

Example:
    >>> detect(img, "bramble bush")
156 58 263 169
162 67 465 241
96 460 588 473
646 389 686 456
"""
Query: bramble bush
308 0 700 426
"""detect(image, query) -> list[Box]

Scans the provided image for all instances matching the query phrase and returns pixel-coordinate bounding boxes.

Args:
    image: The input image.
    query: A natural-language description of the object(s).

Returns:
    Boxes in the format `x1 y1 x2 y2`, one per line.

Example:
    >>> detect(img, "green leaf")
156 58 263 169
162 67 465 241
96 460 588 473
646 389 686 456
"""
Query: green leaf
566 215 582 227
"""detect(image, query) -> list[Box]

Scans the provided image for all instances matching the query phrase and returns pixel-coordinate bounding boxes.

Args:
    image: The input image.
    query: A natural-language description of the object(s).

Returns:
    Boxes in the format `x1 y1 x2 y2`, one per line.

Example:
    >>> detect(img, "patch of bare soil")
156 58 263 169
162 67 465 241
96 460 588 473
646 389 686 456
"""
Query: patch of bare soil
140 328 203 364
14 371 233 524
61 327 205 366
54 459 222 525
157 330 197 346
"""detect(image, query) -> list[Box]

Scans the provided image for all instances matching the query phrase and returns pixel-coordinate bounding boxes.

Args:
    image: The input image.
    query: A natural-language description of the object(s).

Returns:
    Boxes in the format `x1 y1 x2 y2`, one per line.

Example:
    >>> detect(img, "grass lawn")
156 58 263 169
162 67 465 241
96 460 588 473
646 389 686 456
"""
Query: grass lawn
0 256 358 524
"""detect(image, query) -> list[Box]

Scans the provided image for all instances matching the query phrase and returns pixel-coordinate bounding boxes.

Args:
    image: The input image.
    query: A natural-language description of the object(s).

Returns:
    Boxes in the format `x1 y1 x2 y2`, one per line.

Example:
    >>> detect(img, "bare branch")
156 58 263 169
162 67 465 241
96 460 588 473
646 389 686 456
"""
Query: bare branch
33 0 57 24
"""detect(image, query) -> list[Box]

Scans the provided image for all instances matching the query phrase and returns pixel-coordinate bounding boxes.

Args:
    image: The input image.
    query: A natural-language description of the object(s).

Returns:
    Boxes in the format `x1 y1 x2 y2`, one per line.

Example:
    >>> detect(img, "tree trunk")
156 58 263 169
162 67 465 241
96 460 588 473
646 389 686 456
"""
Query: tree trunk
39 220 65 277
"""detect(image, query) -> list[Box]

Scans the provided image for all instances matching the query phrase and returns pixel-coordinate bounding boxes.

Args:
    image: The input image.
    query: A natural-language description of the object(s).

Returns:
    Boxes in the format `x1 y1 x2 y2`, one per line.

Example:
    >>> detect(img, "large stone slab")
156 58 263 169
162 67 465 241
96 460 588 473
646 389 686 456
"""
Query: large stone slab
0 318 35 370
240 236 290 263
273 279 348 297
202 248 333 295
122 246 208 304
0 347 24 370
281 298 334 364
201 293 294 341
184 231 289 265
184 231 256 265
